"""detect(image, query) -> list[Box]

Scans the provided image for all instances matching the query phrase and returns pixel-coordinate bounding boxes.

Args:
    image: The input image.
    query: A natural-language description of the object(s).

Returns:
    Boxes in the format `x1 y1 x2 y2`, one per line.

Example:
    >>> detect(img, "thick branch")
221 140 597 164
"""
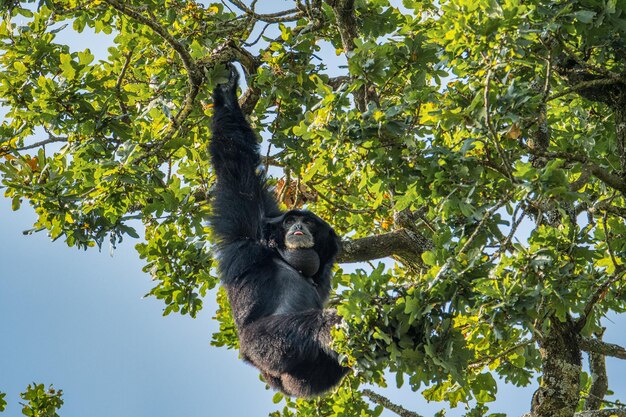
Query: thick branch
575 411 626 417
325 0 369 112
527 149 626 194
585 329 608 411
362 389 423 417
580 336 626 360
548 78 620 102
615 103 626 177
560 71 626 107
524 410 626 417
326 0 357 51
337 229 430 264
533 317 582 417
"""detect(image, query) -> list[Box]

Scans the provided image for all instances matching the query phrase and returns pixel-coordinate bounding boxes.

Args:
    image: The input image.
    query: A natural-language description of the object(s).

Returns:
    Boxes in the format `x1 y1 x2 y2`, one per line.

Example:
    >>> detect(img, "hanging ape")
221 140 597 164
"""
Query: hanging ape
209 64 349 397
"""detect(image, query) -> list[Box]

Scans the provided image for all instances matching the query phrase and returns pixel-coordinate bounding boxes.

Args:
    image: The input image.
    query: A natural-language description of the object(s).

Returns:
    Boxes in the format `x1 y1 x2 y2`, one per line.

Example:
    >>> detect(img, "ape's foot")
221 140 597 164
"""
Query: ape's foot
213 63 240 109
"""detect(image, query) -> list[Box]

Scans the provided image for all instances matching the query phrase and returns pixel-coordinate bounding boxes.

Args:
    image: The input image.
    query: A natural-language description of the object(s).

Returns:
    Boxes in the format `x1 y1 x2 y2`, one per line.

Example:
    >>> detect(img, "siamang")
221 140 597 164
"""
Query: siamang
209 64 350 398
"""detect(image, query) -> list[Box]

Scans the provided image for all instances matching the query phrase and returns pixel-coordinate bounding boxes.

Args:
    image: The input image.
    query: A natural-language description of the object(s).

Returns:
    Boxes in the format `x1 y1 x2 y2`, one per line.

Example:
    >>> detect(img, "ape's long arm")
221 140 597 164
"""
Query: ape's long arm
209 66 281 246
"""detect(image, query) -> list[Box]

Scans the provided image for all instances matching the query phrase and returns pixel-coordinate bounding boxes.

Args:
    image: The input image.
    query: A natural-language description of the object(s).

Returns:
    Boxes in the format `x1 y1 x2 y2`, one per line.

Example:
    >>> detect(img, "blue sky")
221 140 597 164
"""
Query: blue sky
1 2 626 416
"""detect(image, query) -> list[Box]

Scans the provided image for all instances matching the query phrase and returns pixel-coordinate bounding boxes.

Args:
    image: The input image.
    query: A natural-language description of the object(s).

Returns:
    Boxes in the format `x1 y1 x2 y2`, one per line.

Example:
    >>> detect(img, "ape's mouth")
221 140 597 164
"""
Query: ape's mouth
294 231 304 236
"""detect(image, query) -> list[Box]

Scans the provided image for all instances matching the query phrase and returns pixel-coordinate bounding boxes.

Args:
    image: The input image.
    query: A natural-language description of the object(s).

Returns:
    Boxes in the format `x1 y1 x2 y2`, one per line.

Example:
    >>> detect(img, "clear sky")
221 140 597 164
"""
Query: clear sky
1 2 625 417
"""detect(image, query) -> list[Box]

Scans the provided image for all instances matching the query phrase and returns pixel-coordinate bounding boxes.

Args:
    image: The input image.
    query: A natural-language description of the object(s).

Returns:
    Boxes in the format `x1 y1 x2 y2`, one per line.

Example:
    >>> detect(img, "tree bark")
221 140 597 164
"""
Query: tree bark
532 317 582 417
362 389 423 417
324 0 370 112
337 228 430 264
585 330 608 411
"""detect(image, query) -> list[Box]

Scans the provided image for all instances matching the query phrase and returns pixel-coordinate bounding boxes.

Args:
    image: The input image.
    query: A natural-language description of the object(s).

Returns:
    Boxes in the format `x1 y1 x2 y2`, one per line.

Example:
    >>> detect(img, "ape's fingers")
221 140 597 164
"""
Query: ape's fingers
213 62 240 109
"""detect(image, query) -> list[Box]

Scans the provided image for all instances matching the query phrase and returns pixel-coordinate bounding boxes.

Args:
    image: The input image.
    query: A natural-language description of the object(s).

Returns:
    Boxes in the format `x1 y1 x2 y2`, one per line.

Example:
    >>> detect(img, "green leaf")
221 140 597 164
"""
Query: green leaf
11 196 21 211
574 10 596 23
78 50 94 66
59 54 76 80
13 61 27 74
272 392 283 404
472 373 497 403
422 251 437 266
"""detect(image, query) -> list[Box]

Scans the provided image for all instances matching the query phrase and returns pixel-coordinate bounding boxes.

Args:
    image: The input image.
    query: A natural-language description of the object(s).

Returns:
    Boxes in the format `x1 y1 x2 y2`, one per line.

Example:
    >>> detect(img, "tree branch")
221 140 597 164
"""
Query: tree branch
362 389 424 417
103 0 216 164
579 336 626 361
103 0 197 83
526 148 626 194
575 410 626 417
115 50 133 124
430 197 509 288
615 102 626 177
485 68 513 178
337 229 430 264
469 340 533 369
324 0 370 112
578 268 626 331
585 329 608 411
593 202 626 219
226 0 303 22
547 78 620 102
524 410 626 417
1 137 68 154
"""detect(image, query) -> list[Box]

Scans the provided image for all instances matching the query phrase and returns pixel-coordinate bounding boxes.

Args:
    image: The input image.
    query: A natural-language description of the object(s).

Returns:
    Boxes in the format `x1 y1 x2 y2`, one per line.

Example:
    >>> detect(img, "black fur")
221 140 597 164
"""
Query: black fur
209 64 349 397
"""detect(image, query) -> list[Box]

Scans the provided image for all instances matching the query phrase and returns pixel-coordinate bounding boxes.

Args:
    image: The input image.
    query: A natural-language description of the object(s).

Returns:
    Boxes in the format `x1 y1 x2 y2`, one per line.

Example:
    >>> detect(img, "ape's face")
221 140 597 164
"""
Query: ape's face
283 215 316 249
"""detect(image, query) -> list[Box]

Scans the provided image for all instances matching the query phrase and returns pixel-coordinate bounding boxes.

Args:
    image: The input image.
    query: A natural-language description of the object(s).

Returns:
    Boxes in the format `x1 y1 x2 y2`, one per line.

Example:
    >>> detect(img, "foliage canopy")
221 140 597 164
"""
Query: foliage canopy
2 0 626 416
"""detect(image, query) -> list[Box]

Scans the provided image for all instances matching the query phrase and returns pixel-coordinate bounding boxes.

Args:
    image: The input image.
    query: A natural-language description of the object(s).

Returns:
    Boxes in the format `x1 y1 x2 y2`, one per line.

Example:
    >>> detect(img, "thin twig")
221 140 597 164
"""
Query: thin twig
227 0 303 22
548 78 621 102
1 137 68 154
578 268 626 331
468 340 533 369
489 202 527 262
362 389 423 417
308 183 372 214
104 0 197 82
243 22 271 47
115 50 133 124
484 68 513 178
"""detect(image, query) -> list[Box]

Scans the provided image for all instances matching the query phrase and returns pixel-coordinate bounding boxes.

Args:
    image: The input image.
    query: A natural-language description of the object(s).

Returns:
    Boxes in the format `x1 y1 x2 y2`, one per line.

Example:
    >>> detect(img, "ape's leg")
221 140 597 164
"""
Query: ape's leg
280 354 350 397
239 310 341 375
240 310 349 397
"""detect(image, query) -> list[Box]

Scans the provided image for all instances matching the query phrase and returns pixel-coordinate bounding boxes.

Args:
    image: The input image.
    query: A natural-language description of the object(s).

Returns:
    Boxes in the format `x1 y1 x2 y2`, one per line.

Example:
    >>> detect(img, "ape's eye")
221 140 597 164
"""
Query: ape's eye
284 217 295 226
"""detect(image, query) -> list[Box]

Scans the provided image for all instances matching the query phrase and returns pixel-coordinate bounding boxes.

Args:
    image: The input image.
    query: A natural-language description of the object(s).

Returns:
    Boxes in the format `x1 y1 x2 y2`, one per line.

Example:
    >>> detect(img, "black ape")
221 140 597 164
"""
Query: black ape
209 65 349 397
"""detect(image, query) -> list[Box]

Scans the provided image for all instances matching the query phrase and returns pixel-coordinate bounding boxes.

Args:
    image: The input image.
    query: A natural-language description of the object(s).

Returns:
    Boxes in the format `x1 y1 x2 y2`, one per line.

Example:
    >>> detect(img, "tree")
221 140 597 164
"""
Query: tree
1 0 626 416
0 384 63 417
